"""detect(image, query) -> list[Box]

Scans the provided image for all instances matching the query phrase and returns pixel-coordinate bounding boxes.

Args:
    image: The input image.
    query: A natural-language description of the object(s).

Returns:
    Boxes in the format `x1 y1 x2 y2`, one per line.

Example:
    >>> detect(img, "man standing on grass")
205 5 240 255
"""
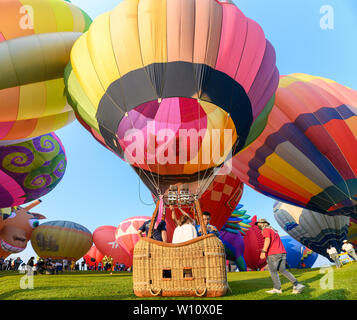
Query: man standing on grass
257 218 305 294
341 240 357 262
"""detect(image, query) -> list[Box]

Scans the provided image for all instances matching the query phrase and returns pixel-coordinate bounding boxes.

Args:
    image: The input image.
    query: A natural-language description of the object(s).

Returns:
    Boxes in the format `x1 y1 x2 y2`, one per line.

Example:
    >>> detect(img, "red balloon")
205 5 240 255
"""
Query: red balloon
115 216 151 256
243 216 267 270
83 245 104 268
199 171 244 231
93 225 132 267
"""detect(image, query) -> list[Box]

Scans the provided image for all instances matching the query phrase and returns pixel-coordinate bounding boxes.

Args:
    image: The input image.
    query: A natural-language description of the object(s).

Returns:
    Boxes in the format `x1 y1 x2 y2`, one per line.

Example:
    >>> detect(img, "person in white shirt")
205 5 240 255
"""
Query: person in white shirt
170 206 197 244
326 245 341 268
342 240 357 262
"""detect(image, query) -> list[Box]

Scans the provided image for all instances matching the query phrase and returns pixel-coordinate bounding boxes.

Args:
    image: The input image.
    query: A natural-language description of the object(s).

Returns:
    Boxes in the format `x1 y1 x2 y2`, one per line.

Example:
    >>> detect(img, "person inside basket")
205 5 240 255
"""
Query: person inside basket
170 206 197 244
196 211 220 238
137 218 167 242
257 218 305 294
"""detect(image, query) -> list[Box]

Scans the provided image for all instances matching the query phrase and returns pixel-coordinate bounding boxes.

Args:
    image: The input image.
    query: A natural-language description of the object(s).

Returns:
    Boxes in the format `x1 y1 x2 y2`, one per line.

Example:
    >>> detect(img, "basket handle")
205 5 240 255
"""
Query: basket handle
195 287 207 297
149 288 162 296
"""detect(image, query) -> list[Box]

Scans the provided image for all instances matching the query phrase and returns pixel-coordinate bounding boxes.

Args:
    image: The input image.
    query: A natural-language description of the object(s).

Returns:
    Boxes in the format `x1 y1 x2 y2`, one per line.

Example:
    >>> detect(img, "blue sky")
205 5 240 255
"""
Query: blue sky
15 0 357 268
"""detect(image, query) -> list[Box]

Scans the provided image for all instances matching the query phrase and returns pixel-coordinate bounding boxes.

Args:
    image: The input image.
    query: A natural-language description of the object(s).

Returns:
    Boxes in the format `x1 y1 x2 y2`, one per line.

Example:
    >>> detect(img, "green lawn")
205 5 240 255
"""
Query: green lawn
0 263 356 300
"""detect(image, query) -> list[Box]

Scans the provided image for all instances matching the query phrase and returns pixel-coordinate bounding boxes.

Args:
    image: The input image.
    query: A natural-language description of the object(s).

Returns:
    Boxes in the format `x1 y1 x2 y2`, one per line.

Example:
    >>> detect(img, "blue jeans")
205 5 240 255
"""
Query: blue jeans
267 254 298 290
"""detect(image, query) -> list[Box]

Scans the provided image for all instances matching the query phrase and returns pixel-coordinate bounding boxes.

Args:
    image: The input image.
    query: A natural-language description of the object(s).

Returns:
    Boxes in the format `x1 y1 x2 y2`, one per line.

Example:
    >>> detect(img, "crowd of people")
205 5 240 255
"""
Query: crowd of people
0 255 132 274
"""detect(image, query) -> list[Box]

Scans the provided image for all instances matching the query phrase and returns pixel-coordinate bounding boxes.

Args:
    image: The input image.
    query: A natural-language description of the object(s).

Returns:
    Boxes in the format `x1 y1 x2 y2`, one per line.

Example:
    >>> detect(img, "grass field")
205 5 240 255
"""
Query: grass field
0 263 356 300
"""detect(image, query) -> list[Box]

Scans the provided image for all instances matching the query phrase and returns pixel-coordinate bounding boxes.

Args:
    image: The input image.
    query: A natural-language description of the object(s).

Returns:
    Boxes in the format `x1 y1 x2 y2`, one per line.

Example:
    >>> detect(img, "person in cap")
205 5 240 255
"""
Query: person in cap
256 218 305 294
341 240 357 262
326 245 342 268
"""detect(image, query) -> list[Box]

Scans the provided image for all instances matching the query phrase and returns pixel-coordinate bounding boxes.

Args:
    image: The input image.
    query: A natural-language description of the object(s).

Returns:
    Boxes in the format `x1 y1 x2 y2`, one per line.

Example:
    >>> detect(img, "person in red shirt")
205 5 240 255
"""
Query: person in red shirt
256 218 305 294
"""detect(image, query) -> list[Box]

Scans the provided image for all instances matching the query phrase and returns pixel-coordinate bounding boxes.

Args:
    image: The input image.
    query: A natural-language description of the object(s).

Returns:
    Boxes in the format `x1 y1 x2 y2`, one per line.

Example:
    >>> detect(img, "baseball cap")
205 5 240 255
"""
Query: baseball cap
255 218 270 225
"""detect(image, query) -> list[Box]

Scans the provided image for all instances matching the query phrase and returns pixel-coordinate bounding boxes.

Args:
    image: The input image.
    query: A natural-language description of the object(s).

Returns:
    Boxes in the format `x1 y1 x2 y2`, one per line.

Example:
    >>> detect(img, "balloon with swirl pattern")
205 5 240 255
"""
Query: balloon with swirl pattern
0 132 67 208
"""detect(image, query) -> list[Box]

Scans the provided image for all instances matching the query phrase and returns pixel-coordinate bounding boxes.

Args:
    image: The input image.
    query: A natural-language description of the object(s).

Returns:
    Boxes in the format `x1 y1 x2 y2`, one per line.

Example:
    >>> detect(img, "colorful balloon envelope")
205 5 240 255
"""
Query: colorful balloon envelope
31 220 93 260
274 201 349 260
65 0 279 197
83 245 105 268
93 225 132 267
220 230 246 271
0 203 45 258
232 74 357 219
0 0 91 145
281 236 318 269
115 216 151 256
0 133 67 208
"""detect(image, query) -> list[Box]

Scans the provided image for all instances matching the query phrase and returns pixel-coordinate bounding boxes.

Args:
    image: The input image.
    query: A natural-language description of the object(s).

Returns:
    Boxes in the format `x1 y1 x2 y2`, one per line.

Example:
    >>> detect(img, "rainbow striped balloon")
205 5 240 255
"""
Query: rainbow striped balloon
65 0 279 196
0 0 91 145
232 74 357 219
0 133 67 208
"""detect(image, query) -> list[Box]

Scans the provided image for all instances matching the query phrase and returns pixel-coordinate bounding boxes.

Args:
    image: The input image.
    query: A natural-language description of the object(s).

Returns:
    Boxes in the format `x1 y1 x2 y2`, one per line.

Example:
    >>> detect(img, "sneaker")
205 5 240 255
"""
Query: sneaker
292 283 305 294
266 288 282 294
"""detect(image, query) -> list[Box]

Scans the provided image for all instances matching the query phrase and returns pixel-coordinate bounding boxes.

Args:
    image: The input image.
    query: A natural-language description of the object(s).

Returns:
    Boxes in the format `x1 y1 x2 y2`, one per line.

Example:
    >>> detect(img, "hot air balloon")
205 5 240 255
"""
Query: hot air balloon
0 201 45 258
64 0 279 203
115 216 151 256
83 245 104 270
243 216 267 270
0 0 92 145
348 218 357 250
0 133 67 208
274 201 349 261
31 220 93 261
93 226 132 268
232 74 357 219
281 236 318 269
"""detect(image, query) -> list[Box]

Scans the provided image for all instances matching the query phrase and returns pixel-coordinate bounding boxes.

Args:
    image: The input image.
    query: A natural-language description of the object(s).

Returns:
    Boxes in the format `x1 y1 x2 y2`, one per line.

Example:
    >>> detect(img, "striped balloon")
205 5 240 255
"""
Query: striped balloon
0 133 67 208
274 201 349 260
232 74 357 219
65 0 279 196
0 0 91 145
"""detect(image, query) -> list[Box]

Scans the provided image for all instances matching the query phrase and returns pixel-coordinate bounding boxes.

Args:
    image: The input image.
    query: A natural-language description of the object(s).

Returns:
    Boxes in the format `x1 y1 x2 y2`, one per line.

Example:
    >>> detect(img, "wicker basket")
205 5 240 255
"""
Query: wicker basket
133 234 228 297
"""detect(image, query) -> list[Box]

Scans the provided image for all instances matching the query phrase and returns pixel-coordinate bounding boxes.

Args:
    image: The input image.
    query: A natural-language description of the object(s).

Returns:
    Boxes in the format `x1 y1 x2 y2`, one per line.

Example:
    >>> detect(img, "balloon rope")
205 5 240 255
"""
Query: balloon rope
148 199 160 239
